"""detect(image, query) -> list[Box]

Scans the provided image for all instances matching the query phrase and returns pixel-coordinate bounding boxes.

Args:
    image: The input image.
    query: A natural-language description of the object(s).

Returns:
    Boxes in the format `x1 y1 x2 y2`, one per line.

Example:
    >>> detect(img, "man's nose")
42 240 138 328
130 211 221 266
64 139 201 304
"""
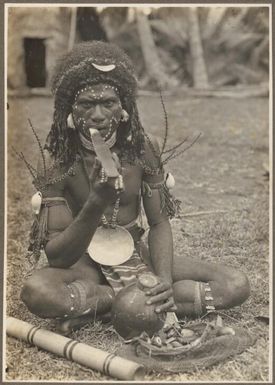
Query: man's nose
91 105 105 122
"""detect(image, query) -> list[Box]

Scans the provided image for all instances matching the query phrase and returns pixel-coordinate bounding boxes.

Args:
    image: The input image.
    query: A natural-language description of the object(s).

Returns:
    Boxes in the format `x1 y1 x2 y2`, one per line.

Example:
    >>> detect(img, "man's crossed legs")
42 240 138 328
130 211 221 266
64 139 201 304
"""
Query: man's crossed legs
21 252 250 332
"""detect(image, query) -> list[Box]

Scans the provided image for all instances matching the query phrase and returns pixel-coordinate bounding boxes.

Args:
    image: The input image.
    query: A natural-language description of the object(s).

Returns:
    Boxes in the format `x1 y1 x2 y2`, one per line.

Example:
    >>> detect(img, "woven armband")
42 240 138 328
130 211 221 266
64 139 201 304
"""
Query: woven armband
28 197 70 258
142 180 181 219
142 180 164 197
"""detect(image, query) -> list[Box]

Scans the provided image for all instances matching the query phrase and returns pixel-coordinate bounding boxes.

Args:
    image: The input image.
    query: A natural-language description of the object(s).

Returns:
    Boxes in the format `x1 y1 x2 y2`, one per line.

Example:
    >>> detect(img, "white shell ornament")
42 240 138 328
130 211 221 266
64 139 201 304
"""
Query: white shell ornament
165 172 175 189
121 109 129 122
91 63 116 72
31 191 42 215
88 226 134 266
66 113 75 129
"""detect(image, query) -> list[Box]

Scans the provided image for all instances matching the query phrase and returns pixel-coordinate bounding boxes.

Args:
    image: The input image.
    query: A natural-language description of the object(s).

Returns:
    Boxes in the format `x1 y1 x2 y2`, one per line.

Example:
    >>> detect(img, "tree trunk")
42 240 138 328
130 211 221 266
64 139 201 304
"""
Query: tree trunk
188 8 209 89
135 9 170 89
77 7 107 42
204 7 227 39
68 7 77 51
251 36 269 69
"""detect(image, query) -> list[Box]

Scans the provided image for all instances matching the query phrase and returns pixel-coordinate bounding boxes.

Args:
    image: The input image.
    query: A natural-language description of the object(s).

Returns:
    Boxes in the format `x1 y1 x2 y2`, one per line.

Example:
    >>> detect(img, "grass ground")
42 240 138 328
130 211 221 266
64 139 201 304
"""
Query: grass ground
5 94 270 381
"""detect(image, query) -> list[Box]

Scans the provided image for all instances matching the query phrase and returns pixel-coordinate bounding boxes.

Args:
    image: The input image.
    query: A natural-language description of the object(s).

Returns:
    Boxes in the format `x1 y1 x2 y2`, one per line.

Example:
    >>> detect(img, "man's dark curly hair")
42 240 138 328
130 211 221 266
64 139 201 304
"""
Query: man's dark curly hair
45 41 146 165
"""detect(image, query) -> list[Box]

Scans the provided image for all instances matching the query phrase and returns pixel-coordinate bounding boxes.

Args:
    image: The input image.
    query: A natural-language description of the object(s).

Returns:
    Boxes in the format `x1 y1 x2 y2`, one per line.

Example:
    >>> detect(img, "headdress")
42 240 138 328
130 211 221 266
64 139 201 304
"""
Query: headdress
46 41 145 165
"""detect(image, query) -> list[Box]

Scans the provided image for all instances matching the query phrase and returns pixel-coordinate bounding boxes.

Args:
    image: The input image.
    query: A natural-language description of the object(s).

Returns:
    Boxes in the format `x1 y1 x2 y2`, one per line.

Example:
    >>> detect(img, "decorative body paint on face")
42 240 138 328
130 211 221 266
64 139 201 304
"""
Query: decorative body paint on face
72 83 123 141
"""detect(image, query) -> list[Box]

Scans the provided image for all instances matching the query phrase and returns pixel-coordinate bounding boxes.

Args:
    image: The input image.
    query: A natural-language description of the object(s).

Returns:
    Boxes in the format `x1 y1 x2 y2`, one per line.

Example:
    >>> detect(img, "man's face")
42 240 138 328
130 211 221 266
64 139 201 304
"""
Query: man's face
72 83 122 140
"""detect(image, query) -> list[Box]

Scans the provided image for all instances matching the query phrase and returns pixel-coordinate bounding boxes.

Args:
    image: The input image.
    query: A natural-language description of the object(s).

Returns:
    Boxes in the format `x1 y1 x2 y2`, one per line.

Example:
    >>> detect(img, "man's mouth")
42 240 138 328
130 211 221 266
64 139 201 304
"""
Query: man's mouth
87 124 106 130
85 126 110 141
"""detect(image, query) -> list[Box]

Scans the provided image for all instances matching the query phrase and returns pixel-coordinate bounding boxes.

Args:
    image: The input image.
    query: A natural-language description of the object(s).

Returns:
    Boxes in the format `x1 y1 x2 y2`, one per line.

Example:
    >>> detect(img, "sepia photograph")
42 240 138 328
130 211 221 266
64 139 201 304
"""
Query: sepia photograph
5 3 271 382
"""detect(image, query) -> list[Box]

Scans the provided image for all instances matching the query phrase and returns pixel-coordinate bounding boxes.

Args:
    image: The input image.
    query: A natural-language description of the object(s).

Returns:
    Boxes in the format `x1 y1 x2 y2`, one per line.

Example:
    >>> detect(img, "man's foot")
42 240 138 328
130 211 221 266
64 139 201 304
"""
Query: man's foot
56 312 112 335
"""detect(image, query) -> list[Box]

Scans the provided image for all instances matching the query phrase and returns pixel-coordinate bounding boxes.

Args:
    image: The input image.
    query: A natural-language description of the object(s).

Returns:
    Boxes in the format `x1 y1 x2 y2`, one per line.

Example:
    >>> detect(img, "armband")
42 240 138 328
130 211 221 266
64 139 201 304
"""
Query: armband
142 178 181 219
28 196 71 258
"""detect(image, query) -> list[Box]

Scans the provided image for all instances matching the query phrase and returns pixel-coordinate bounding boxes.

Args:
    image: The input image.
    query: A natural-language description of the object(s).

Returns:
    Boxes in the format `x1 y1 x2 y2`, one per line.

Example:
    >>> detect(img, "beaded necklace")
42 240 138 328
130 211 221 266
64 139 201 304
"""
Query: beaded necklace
81 150 134 266
101 197 121 228
80 146 121 228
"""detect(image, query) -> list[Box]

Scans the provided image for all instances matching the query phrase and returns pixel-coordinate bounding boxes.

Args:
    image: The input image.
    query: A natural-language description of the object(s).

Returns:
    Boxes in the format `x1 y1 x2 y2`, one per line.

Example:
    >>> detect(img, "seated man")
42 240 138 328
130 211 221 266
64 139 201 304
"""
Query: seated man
21 41 250 334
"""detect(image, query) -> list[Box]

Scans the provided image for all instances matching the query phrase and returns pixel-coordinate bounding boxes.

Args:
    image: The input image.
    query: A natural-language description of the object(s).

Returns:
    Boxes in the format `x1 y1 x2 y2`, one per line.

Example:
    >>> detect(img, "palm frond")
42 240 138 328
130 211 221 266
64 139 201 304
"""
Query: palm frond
159 90 169 156
163 133 201 164
162 136 189 154
11 146 37 180
28 119 47 178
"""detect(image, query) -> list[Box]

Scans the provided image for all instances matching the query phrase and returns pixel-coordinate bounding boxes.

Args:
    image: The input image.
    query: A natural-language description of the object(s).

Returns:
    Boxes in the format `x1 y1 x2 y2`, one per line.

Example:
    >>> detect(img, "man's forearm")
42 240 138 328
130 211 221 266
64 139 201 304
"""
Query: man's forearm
45 192 107 268
148 220 174 283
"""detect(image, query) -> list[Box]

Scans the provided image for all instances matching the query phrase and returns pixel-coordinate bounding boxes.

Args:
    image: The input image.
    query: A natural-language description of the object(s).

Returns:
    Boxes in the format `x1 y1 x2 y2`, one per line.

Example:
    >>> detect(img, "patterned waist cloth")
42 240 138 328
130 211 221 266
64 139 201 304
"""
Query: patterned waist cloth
100 223 151 295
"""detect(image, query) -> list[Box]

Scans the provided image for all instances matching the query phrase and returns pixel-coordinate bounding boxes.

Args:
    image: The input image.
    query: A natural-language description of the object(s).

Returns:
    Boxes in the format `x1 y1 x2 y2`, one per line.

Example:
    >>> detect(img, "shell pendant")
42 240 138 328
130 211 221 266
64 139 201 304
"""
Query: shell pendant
31 191 42 215
165 172 175 189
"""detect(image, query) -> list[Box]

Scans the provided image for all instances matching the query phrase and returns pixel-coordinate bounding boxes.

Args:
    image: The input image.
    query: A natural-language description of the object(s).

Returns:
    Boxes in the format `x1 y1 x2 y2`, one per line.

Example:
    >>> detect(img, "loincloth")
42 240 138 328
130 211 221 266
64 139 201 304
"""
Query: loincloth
100 222 151 295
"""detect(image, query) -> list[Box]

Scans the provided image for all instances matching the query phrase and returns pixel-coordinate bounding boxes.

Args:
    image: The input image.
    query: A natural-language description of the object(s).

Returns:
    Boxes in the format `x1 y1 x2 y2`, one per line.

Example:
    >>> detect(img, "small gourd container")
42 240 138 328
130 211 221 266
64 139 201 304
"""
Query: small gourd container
111 272 166 339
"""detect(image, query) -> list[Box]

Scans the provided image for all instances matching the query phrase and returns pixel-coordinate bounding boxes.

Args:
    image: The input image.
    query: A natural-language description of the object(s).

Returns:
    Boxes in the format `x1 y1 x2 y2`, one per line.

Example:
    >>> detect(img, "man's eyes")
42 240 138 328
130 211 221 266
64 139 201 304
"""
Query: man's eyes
78 100 115 108
103 100 115 108
79 101 92 108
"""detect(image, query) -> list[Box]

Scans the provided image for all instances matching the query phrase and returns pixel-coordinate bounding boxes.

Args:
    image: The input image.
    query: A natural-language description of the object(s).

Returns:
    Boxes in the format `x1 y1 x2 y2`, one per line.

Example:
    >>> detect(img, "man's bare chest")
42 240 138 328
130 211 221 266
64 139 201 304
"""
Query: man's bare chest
66 158 143 211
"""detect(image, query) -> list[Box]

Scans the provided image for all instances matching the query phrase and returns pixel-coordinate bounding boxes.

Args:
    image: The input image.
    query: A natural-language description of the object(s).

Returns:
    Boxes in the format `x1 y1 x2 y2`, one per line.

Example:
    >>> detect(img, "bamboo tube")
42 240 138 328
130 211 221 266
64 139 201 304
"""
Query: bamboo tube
6 317 145 381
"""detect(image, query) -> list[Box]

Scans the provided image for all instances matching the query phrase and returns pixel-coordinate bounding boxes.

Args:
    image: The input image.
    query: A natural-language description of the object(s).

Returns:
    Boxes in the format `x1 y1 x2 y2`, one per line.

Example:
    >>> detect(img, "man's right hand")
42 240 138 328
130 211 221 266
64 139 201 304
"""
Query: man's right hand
89 155 124 204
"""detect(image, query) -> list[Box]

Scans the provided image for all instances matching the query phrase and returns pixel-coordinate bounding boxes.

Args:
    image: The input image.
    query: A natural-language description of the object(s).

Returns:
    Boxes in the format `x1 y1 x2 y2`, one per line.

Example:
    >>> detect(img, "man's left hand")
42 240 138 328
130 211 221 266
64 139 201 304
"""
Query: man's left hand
145 280 177 313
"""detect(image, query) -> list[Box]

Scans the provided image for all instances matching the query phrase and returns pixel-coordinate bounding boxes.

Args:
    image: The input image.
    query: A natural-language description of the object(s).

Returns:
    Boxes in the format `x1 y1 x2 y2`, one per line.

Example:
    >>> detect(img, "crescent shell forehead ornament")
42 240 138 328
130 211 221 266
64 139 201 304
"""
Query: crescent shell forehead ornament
91 63 116 72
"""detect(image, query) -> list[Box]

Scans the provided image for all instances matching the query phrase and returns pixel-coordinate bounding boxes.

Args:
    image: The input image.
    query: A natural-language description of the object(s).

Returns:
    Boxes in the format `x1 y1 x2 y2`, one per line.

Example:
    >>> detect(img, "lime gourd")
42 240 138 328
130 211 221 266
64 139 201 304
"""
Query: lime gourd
111 272 166 339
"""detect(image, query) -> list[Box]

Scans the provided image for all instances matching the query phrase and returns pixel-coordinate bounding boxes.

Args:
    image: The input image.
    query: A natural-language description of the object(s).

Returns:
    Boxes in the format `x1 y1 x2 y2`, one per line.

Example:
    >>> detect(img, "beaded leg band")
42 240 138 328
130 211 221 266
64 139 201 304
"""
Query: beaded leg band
63 280 91 318
193 282 216 317
204 282 216 312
